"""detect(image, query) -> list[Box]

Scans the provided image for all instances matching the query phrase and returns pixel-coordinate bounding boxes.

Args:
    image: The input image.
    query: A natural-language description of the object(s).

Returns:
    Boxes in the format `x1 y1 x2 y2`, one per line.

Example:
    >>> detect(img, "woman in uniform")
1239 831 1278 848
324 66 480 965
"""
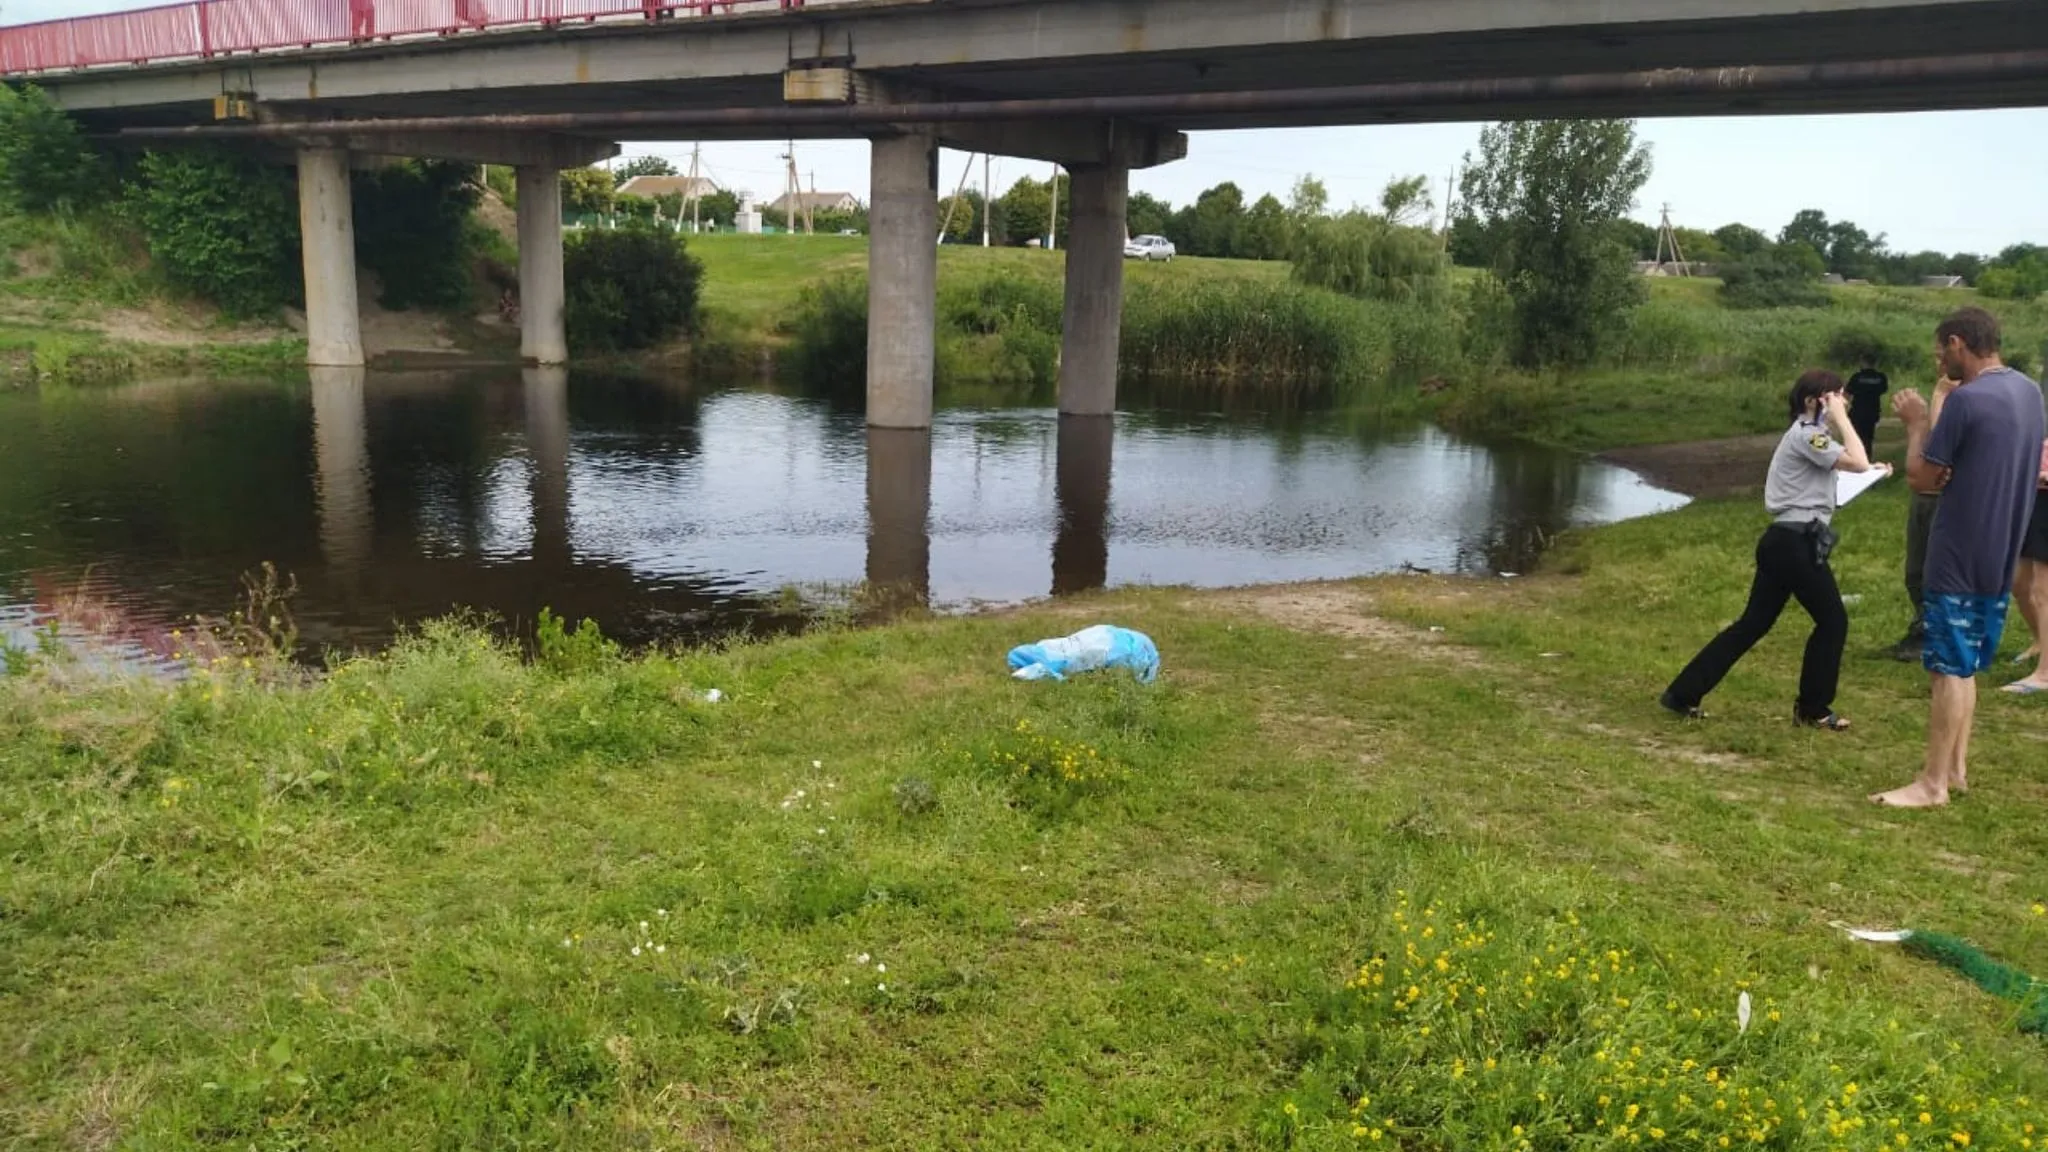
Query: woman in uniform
1659 370 1886 729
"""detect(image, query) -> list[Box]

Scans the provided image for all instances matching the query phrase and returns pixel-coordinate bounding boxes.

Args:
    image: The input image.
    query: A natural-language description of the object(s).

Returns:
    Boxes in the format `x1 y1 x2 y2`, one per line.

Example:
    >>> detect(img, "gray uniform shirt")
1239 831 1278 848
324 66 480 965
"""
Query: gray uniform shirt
1765 416 1844 525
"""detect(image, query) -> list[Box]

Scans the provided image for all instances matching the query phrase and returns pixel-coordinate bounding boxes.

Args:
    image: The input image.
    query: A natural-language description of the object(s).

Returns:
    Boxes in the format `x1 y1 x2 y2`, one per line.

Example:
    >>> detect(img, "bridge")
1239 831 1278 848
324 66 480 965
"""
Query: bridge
6 0 2047 427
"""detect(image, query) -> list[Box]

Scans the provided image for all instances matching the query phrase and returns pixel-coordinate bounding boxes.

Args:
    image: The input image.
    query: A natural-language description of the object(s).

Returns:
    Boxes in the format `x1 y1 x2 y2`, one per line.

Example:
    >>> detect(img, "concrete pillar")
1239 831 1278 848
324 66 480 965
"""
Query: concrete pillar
866 132 939 429
309 365 372 580
297 147 363 368
1058 164 1130 417
1052 415 1113 596
865 427 932 613
522 365 572 566
517 167 569 366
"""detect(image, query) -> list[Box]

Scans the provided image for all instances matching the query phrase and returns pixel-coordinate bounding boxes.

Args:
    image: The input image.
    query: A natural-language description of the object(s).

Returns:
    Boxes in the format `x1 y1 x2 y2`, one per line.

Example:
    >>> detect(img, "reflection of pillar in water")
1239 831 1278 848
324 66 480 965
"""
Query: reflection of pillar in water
523 366 572 568
865 427 932 611
1052 414 1113 596
310 365 372 581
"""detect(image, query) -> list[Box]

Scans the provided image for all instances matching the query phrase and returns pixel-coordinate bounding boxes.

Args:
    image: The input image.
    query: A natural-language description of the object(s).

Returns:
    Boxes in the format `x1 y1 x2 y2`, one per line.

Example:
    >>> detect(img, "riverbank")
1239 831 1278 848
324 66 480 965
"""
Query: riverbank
7 479 2047 1148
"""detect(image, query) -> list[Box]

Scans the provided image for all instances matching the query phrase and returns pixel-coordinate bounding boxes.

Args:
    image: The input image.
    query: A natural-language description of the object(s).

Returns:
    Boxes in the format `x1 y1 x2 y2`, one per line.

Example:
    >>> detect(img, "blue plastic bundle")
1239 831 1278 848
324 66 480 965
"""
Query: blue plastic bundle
1006 625 1160 683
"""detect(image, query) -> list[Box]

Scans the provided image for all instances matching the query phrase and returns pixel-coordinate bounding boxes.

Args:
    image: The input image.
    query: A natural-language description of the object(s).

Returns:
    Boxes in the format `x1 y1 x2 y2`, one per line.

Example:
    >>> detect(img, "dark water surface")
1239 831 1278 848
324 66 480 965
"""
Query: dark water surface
0 368 1685 664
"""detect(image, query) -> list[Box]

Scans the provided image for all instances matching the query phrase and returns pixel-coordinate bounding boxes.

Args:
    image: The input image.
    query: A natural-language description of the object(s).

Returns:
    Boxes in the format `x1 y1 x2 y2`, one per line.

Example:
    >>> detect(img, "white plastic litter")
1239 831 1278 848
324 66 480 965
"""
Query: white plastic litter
1737 991 1752 1034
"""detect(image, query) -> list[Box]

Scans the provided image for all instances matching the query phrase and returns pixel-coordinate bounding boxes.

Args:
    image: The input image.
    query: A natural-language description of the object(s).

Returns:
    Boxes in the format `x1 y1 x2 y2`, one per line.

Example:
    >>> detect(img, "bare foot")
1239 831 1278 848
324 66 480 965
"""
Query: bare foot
1870 779 1950 808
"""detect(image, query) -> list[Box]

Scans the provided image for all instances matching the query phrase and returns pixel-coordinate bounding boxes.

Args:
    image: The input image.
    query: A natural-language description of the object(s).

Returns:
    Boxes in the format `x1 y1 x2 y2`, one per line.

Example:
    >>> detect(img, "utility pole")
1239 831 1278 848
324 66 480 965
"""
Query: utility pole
1047 163 1061 252
982 154 992 247
807 171 817 235
939 152 976 244
780 143 801 237
685 142 703 234
1655 204 1690 274
1441 168 1455 253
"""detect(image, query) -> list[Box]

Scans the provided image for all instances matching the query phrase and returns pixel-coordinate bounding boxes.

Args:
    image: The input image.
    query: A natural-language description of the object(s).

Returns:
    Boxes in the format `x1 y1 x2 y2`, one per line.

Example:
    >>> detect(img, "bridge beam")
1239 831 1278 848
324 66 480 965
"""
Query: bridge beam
1058 163 1128 418
296 146 364 367
866 130 938 430
516 166 569 366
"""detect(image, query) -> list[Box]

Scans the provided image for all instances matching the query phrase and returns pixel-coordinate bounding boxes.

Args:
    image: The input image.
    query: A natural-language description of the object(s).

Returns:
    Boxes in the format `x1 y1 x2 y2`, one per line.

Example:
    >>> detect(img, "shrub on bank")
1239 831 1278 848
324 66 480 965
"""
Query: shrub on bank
1719 252 1833 310
352 160 483 311
564 225 704 354
0 84 102 214
126 149 302 318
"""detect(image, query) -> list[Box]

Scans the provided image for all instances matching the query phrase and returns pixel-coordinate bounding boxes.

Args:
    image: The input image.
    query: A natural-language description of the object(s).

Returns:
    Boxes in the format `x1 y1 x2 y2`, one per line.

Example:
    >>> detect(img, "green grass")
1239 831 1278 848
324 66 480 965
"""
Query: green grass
7 481 2048 1148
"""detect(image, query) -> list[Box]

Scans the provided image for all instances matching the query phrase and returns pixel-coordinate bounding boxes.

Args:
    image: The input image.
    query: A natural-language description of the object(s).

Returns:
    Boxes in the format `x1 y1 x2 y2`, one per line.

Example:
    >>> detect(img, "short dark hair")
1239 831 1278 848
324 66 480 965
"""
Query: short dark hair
1790 369 1844 421
1936 307 2002 356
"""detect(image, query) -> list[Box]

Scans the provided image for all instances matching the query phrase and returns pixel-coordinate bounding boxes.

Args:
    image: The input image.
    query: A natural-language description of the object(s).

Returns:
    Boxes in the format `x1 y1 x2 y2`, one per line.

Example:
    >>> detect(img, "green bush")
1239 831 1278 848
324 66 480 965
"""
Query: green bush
126 150 300 317
352 160 481 311
1291 212 1450 306
783 272 869 399
1719 253 1832 310
563 225 703 354
0 85 101 213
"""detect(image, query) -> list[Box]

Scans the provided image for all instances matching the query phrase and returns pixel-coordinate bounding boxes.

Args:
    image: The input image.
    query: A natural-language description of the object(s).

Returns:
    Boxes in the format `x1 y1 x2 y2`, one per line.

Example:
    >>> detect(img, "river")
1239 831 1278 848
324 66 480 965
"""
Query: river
0 368 1685 666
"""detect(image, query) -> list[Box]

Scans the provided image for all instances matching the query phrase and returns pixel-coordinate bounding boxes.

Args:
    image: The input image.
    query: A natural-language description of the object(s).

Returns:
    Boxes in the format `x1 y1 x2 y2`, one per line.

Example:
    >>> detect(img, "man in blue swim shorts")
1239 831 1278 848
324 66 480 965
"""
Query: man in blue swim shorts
1873 308 2047 808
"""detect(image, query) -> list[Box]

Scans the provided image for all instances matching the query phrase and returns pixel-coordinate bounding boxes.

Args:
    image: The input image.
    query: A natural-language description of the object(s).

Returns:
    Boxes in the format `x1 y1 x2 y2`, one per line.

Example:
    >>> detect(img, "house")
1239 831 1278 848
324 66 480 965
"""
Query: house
1920 275 1966 289
616 175 721 201
766 191 862 218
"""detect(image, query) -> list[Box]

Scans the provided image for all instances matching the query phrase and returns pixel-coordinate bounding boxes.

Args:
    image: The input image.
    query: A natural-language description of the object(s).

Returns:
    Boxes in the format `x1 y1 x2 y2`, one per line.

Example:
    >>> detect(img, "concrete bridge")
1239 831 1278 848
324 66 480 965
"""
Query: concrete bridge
8 0 2047 427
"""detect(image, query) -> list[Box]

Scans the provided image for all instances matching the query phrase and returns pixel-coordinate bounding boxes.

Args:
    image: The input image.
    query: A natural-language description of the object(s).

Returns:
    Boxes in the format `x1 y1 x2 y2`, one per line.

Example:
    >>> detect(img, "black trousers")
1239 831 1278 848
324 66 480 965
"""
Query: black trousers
1665 523 1848 720
1851 413 1879 460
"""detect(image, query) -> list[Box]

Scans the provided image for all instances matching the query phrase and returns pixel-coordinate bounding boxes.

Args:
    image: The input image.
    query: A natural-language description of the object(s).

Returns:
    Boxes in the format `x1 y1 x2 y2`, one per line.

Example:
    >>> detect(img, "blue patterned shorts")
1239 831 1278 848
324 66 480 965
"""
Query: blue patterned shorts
1923 592 2010 678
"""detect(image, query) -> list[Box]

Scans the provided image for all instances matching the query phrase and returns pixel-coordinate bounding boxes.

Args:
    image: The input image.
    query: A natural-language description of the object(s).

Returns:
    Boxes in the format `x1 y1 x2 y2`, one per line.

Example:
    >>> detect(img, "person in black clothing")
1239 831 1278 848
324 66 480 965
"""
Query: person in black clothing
1660 371 1884 728
1846 355 1889 459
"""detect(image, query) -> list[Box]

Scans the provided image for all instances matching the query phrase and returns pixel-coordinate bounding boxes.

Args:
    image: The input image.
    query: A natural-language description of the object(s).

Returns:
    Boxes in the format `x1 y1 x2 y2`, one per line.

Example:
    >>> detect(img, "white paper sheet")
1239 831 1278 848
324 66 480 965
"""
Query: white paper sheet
1837 466 1892 507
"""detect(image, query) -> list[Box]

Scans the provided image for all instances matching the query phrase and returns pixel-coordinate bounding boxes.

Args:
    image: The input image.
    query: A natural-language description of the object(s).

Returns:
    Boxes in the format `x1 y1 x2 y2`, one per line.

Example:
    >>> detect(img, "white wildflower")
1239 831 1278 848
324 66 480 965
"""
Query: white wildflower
631 946 642 957
856 953 870 965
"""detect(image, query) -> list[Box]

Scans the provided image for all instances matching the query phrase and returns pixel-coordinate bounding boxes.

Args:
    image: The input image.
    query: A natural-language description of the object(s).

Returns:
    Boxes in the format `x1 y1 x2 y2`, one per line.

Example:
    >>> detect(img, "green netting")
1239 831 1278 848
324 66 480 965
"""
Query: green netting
1901 930 2048 1035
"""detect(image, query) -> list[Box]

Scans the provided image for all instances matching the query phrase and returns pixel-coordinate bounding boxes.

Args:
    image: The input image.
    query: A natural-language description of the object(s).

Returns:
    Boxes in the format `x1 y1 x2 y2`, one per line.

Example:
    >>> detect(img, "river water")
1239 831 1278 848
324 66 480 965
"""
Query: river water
0 368 1685 666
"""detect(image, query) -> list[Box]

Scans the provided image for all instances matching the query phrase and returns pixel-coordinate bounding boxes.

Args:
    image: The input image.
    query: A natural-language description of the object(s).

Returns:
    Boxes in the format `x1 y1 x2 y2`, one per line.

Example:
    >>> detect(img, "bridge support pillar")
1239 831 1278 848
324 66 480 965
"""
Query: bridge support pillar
865 427 933 613
297 147 363 368
516 166 569 366
866 131 938 429
1058 164 1128 417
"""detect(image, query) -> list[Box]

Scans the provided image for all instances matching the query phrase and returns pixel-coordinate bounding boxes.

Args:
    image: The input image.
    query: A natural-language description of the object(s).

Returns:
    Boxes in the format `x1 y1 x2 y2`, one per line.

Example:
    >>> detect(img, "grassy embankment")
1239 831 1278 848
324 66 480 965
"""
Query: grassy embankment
690 234 2048 451
0 211 305 384
8 471 2048 1148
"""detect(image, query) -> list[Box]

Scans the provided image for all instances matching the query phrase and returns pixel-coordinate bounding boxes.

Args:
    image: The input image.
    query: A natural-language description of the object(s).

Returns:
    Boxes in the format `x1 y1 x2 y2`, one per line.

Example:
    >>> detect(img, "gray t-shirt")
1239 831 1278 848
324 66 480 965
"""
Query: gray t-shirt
1922 366 2048 597
1765 417 1844 525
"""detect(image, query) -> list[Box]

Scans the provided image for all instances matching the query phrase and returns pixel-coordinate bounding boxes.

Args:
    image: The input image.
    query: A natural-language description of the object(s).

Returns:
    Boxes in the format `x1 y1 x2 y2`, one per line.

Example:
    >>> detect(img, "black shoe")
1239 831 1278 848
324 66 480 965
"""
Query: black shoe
1890 633 1925 663
1659 691 1706 720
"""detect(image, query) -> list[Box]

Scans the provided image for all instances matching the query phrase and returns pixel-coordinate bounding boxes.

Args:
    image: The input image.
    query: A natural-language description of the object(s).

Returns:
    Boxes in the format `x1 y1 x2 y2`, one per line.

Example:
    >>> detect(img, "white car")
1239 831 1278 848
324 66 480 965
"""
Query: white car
1124 235 1176 261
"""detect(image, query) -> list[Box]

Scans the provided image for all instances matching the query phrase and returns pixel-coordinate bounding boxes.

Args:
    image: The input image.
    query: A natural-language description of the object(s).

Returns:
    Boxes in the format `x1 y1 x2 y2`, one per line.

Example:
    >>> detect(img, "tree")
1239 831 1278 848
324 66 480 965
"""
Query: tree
1457 119 1651 367
1670 227 1727 267
997 175 1051 247
128 150 301 317
1288 176 1329 220
1378 175 1433 226
351 160 481 311
1614 219 1659 261
1779 209 1833 255
1236 193 1290 262
1711 223 1771 260
1823 218 1887 281
564 227 703 353
699 189 739 229
939 188 985 242
1171 181 1247 258
1719 249 1831 309
561 166 616 217
1127 191 1173 239
614 155 678 181
0 84 101 213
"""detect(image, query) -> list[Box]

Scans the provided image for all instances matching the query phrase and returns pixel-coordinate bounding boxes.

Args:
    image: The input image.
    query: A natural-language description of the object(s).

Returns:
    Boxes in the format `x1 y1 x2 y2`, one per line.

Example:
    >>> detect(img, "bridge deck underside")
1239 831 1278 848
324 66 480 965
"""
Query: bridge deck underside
50 0 2048 138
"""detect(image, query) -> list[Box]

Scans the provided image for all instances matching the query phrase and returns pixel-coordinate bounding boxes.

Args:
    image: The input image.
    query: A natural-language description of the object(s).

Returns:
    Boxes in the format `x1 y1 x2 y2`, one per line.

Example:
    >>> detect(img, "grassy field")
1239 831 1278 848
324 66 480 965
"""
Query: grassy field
7 479 2048 1149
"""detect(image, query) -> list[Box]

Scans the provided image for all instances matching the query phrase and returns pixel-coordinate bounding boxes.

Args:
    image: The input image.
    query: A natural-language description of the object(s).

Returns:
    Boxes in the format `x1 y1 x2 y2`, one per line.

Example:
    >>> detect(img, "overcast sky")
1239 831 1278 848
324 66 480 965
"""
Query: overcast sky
12 0 2045 254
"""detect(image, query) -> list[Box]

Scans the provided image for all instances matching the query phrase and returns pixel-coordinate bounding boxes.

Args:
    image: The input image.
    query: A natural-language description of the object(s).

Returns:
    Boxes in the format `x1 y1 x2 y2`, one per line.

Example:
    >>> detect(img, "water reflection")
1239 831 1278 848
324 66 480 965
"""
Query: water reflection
865 428 932 611
0 370 1687 655
310 365 372 584
1052 415 1113 596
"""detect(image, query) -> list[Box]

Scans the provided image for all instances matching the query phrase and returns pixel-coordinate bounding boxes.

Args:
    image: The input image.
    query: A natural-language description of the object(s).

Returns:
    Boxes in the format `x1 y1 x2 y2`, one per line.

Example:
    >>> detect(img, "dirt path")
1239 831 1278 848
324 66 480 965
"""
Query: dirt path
1598 434 1780 499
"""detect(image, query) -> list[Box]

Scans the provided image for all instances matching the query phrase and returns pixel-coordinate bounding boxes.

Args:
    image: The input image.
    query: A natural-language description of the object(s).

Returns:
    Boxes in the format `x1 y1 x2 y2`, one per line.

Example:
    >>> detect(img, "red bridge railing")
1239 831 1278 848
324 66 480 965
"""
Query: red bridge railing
0 0 806 76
